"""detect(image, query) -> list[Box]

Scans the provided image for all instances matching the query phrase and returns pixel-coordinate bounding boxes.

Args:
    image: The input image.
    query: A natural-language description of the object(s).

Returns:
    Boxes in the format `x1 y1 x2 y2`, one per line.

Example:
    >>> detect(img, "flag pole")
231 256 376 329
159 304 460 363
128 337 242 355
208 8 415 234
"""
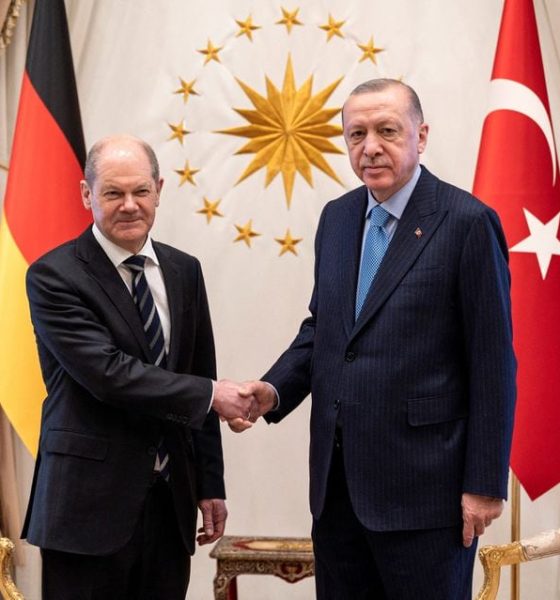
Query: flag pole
510 473 520 600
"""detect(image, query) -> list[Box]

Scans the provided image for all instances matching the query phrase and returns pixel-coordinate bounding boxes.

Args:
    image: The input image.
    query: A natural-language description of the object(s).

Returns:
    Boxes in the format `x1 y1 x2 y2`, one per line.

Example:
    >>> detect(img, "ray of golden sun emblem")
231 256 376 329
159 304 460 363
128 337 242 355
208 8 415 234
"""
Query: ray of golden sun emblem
217 55 344 208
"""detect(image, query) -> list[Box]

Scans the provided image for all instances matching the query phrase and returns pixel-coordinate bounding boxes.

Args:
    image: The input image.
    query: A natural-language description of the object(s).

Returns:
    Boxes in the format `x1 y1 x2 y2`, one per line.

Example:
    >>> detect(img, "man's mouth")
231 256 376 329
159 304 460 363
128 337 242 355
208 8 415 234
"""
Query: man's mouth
362 164 388 171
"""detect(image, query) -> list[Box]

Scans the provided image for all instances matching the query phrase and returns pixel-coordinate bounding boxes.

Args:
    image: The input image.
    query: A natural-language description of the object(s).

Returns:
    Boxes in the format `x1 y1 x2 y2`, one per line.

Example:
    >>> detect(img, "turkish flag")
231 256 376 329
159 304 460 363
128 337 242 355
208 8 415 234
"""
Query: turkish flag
473 0 560 499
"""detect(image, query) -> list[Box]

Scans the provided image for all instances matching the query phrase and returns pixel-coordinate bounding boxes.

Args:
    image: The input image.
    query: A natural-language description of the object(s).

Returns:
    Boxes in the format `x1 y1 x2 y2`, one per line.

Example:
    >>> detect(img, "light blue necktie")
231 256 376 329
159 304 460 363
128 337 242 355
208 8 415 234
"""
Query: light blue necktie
355 205 390 319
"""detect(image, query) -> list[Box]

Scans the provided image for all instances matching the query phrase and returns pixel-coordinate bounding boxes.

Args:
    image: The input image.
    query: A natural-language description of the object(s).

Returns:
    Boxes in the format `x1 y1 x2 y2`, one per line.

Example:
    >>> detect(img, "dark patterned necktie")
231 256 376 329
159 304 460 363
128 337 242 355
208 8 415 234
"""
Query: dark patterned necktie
123 255 170 480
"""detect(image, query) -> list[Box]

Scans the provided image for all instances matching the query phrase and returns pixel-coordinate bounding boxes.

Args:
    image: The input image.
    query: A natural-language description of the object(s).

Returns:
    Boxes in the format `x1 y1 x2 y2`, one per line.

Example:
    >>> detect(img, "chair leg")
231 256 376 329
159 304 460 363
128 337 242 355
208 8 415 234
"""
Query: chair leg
0 538 25 600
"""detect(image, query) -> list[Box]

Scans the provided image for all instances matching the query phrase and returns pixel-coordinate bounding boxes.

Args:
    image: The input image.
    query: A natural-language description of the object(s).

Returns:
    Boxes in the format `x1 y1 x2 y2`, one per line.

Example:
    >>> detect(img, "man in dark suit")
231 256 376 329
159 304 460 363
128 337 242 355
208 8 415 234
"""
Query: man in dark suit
23 135 254 600
234 79 517 599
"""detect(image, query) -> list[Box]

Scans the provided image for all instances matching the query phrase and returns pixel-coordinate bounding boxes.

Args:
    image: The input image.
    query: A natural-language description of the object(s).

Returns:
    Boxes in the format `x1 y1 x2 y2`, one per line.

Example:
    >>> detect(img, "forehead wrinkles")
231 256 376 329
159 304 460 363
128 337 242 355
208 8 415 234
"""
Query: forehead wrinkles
99 176 153 189
96 157 152 182
343 90 414 126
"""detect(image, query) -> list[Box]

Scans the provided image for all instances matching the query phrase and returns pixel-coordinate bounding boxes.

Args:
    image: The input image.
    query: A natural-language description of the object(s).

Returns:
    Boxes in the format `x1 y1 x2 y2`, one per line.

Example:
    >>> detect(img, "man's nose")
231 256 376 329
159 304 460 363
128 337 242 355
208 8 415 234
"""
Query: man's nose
363 133 382 157
121 194 138 210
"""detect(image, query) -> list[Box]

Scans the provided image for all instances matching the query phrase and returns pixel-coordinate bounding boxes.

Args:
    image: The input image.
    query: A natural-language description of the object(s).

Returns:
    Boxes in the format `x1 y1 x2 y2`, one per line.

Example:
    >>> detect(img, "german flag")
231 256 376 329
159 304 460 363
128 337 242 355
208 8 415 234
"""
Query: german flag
0 0 91 455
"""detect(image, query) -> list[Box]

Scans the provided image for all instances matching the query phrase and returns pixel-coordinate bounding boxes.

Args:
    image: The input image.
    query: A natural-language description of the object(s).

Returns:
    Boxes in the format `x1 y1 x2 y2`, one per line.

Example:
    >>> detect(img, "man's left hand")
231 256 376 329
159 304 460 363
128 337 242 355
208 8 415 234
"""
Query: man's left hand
197 499 227 545
461 492 504 548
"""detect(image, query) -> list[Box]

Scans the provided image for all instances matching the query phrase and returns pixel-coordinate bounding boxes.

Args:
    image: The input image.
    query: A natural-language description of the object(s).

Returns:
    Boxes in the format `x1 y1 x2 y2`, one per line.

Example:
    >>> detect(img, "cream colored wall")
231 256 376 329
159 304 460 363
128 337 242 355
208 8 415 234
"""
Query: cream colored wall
1 1 560 599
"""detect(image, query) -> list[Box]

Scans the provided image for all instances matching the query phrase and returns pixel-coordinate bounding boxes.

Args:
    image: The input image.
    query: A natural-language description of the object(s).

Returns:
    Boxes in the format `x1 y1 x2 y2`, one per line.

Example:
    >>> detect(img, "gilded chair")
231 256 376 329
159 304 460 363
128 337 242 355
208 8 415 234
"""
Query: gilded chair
476 528 560 600
0 538 24 600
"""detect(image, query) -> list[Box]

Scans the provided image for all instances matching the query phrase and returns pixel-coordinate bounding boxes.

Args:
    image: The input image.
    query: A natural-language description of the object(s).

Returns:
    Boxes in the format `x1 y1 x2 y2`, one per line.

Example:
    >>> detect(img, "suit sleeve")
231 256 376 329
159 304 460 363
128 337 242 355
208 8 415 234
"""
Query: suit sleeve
26 258 212 429
263 205 328 423
189 262 226 500
459 207 517 499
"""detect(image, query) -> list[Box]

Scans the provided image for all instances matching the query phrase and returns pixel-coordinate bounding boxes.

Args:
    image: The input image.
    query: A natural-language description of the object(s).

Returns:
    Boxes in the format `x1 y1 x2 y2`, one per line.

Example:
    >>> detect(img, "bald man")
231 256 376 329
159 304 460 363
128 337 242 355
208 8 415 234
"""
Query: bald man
22 135 252 599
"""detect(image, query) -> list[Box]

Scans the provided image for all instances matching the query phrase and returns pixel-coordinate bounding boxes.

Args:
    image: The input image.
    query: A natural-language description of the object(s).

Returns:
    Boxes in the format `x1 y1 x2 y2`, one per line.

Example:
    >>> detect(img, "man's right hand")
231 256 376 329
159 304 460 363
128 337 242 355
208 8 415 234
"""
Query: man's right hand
212 379 255 421
226 380 277 433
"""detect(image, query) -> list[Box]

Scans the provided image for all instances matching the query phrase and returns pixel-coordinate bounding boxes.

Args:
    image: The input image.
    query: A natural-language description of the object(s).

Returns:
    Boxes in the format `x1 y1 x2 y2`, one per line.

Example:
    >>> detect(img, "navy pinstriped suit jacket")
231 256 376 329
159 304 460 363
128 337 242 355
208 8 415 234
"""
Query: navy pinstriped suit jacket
264 166 516 532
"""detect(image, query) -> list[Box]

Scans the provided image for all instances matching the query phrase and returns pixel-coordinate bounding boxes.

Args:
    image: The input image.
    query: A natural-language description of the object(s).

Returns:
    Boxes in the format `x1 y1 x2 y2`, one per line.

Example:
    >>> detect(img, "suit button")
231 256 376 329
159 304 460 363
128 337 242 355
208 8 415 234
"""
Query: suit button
334 399 340 410
345 351 356 362
147 446 157 456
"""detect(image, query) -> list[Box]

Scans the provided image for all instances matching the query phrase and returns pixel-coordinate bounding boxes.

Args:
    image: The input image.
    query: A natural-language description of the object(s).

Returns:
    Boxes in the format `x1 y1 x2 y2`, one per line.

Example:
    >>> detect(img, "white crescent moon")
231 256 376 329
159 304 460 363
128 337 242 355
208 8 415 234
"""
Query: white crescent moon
487 78 557 185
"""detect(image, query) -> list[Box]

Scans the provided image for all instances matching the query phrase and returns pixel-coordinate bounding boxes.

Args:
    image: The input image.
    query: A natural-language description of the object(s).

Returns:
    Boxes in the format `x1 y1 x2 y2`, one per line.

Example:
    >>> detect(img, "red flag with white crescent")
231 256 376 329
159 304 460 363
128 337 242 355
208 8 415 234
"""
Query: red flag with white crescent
0 0 91 454
473 0 560 499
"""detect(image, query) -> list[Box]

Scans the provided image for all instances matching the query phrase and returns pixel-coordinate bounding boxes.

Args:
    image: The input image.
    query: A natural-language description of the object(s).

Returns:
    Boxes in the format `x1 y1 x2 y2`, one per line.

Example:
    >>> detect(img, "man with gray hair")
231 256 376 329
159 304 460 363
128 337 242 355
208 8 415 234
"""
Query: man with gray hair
238 79 517 599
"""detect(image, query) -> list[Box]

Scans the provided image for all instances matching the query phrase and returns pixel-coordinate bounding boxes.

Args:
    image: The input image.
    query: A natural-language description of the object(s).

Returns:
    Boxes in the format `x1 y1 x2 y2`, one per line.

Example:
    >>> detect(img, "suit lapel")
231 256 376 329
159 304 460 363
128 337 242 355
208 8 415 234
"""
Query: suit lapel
351 168 447 340
75 228 152 361
340 187 369 338
155 243 183 371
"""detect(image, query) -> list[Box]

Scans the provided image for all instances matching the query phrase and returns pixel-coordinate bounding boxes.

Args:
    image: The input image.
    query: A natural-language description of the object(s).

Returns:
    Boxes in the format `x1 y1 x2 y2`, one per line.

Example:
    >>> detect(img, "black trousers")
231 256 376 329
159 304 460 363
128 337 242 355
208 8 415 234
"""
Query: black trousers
312 444 477 600
41 476 190 600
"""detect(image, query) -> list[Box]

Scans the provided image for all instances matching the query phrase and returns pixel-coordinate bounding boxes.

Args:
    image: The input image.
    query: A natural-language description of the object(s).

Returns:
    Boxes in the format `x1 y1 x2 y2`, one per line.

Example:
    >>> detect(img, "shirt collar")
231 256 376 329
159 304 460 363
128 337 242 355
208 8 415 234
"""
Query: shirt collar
92 223 160 268
366 164 422 220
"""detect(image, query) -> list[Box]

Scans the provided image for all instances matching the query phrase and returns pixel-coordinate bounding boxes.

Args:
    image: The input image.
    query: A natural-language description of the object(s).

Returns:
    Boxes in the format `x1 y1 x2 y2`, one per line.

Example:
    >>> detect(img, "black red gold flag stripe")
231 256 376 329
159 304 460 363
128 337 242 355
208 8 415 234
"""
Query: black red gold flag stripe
0 0 91 454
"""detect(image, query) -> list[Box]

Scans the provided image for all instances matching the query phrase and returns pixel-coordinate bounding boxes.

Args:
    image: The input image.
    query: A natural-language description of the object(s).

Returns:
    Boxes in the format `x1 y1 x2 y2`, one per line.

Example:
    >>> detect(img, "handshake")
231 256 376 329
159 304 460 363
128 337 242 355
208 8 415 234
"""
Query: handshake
212 379 277 432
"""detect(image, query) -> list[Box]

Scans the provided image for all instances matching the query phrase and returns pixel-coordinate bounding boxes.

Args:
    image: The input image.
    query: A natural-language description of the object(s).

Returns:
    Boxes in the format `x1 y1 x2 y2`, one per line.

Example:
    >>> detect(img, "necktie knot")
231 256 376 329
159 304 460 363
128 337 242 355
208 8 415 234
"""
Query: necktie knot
123 255 147 272
369 204 390 228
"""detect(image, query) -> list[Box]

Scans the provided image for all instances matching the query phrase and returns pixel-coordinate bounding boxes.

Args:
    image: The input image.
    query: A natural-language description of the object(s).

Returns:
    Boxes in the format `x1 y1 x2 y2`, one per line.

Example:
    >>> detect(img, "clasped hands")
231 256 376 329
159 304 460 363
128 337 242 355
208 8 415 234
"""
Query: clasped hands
212 379 276 432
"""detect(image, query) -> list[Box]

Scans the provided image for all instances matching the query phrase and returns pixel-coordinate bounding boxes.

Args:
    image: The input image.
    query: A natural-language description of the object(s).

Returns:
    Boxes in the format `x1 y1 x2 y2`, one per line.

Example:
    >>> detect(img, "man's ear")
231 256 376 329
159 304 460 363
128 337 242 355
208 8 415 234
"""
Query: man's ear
417 123 429 154
155 177 164 206
80 180 92 210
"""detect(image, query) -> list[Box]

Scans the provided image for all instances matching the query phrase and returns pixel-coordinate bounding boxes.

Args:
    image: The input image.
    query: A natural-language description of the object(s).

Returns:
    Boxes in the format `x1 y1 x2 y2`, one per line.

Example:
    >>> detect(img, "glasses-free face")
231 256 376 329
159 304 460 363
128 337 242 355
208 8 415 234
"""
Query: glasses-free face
81 142 163 254
343 87 428 202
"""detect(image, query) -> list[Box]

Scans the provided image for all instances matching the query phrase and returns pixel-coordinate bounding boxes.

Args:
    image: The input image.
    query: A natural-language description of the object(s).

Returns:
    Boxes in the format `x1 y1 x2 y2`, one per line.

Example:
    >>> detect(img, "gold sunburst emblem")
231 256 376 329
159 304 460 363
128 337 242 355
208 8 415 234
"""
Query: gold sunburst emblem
217 55 344 208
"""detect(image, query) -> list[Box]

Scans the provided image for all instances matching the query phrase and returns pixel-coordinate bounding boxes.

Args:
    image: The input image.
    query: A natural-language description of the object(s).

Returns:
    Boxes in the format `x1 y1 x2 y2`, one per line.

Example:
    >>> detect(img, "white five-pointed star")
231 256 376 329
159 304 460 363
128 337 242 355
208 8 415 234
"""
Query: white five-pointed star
510 208 560 279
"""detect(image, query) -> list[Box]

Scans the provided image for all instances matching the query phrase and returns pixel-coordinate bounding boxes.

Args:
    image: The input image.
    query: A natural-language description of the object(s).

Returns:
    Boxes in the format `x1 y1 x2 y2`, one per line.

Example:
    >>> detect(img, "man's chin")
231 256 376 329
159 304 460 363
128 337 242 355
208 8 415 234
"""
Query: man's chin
112 229 148 252
114 223 146 237
362 176 392 198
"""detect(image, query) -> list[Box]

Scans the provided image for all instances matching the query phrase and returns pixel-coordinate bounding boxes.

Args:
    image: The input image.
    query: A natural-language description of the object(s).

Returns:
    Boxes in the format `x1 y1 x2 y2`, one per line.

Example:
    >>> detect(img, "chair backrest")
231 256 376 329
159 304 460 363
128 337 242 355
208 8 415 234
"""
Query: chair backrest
0 538 25 600
475 528 560 600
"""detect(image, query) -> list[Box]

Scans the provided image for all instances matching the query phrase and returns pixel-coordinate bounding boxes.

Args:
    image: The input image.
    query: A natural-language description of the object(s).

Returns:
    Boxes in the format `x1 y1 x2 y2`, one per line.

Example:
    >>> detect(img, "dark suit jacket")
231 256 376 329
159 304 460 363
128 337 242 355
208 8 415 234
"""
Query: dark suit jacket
264 166 516 532
22 226 224 555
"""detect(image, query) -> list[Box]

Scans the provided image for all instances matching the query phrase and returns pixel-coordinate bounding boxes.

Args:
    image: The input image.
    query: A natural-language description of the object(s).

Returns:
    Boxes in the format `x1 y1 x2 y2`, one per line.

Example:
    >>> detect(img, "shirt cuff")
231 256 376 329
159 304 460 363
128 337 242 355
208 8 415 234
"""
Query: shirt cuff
208 380 215 413
262 380 280 410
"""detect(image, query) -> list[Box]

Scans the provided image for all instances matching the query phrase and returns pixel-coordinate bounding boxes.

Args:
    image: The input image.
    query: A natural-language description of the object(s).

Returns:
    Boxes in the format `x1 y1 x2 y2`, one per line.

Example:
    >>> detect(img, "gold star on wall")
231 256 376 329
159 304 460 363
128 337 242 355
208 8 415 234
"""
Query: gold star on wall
319 14 345 41
174 78 199 103
198 40 223 65
175 160 200 186
217 55 344 207
276 7 303 34
275 229 303 256
167 120 189 145
197 198 224 223
234 220 261 247
236 15 261 41
358 36 384 64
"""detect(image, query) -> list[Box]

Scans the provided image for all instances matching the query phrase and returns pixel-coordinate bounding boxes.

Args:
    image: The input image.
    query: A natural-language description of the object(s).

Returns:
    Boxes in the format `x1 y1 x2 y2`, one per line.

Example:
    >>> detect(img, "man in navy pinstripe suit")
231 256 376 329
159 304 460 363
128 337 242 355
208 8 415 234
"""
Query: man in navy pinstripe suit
235 79 517 599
